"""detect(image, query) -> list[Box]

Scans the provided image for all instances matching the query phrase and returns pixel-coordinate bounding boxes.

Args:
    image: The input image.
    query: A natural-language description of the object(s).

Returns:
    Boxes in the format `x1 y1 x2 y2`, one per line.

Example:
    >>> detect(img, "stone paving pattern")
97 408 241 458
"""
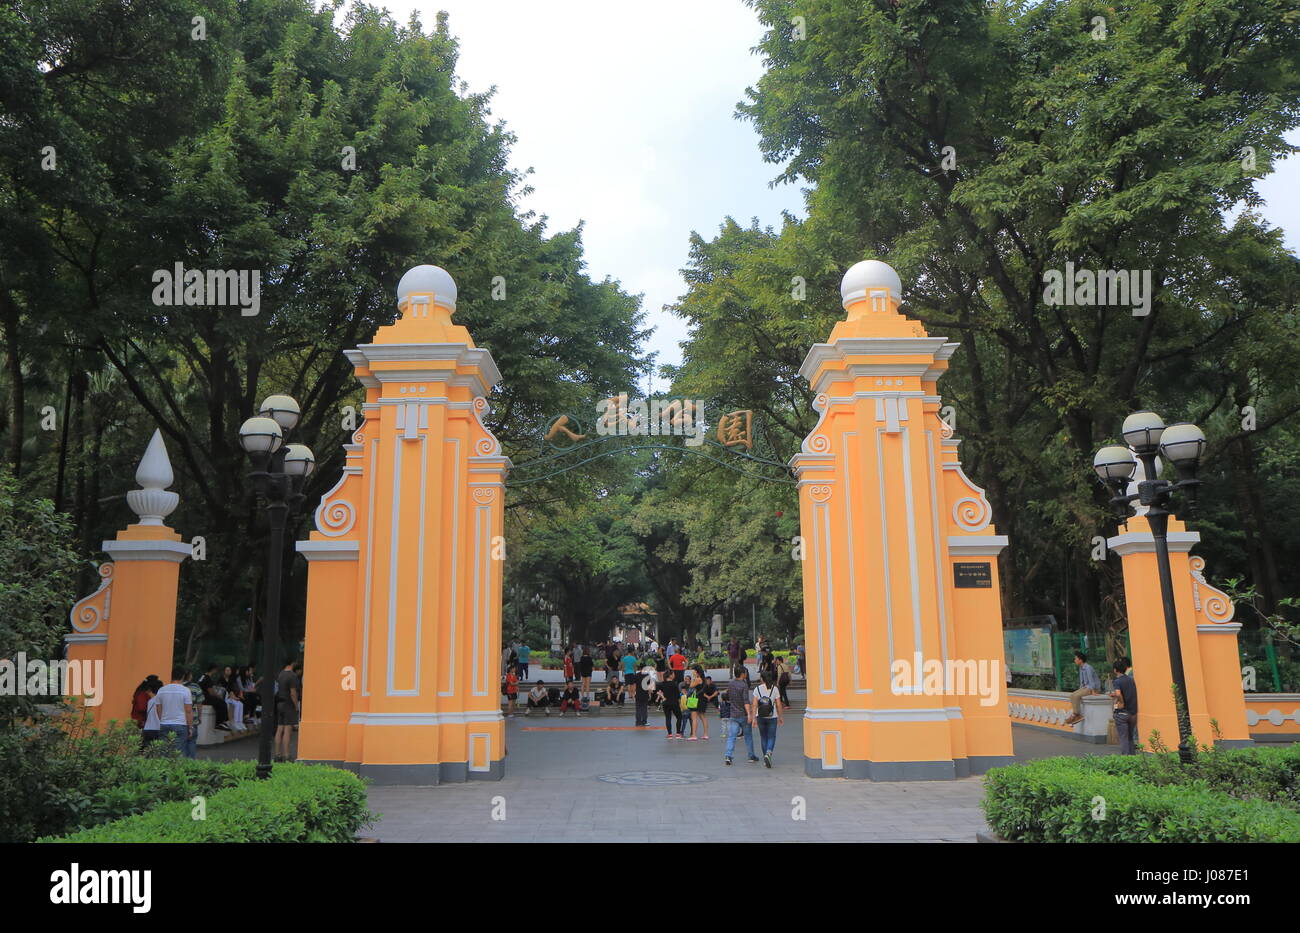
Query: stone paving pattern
204 705 1104 843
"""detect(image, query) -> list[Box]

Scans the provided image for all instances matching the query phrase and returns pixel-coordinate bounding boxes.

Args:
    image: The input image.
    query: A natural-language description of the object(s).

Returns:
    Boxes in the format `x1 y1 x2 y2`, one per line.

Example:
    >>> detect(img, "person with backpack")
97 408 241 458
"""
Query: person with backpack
754 669 784 767
723 663 759 765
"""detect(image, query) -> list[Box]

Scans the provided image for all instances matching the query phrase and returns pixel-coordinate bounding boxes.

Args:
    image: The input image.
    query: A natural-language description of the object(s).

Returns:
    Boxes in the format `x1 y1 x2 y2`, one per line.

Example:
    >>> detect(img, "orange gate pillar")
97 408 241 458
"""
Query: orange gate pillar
65 429 190 726
1107 479 1251 747
794 260 1014 780
297 265 509 783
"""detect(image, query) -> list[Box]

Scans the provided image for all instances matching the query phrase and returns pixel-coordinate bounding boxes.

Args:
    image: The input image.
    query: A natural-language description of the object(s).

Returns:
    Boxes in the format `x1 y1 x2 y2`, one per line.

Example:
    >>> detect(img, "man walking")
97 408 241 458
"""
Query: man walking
517 640 531 679
274 659 301 762
156 667 194 758
723 663 759 765
1065 650 1101 726
1111 658 1138 754
634 664 656 727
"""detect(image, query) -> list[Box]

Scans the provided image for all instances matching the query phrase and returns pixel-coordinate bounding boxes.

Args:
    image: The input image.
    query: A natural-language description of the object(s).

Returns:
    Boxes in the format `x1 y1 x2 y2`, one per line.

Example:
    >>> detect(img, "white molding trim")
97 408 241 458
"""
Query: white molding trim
947 535 1009 556
64 633 108 644
1197 623 1242 633
296 540 359 561
348 711 504 726
102 539 191 562
346 343 502 388
799 337 952 381
876 427 897 665
441 437 461 697
804 707 958 722
819 730 844 770
469 732 492 772
1106 530 1201 555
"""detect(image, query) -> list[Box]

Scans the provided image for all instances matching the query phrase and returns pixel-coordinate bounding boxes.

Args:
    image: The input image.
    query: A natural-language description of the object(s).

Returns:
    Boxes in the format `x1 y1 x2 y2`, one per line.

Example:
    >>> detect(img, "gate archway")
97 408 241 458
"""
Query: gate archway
296 261 1014 783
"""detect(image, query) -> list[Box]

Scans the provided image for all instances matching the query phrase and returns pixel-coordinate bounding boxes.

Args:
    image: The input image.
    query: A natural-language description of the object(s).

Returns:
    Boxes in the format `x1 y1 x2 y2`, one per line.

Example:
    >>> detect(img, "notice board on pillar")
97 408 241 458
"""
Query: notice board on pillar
953 561 992 588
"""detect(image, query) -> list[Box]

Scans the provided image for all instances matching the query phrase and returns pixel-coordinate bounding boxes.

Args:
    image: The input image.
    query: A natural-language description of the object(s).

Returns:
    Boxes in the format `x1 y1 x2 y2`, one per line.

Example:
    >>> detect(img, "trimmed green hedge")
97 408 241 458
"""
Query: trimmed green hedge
40 763 373 843
983 747 1300 842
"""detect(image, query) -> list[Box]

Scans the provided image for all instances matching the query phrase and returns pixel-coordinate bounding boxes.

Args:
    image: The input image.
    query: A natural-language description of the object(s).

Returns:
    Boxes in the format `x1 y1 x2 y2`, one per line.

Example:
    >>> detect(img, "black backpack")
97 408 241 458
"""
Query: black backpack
756 686 775 717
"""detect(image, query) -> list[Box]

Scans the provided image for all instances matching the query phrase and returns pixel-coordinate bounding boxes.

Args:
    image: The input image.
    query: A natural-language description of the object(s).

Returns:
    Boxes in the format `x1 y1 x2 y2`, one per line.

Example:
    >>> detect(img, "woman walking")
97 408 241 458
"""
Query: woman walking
656 669 684 739
687 664 709 740
754 669 784 767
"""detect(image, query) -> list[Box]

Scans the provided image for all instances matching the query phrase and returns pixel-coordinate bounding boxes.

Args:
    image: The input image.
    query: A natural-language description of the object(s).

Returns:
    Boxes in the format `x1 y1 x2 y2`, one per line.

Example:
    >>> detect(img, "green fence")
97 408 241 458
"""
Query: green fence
1237 630 1300 693
1051 632 1130 691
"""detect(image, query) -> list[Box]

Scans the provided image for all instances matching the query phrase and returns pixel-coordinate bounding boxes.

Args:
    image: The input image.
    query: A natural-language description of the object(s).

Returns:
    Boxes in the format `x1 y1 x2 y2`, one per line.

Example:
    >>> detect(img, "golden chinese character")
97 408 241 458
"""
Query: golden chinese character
717 410 753 450
545 415 586 443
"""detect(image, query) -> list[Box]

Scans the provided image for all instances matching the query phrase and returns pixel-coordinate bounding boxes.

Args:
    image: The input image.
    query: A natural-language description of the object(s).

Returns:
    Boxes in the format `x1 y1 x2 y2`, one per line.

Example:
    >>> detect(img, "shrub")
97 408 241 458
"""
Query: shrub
0 715 253 843
983 750 1300 842
41 763 373 843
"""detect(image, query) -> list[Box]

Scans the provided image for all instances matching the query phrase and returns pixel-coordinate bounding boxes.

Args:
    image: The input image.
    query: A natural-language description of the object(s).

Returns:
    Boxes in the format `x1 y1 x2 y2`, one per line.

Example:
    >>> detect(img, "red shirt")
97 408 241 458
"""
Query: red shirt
564 657 574 679
506 673 518 695
669 653 686 671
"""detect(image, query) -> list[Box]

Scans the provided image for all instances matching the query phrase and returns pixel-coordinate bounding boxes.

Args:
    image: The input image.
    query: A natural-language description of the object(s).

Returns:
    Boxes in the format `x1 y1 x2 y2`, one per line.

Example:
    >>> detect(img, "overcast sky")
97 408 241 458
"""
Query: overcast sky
355 1 1298 376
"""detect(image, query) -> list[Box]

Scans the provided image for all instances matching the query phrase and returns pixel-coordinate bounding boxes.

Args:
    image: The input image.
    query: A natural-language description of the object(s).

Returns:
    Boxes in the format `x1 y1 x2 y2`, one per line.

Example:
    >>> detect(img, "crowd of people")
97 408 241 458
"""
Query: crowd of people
128 659 303 761
500 635 798 768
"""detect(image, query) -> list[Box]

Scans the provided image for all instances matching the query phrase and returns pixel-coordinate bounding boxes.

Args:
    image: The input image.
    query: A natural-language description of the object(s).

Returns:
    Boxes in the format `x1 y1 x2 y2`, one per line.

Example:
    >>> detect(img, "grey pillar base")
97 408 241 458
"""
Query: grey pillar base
353 759 506 786
1012 721 1109 743
805 755 963 781
969 754 1016 774
1214 738 1256 749
296 758 354 772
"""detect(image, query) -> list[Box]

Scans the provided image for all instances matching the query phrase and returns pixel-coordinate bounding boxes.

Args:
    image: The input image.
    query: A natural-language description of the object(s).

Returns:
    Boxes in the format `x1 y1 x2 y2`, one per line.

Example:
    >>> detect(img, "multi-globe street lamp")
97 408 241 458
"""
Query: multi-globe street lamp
1093 411 1207 764
238 394 315 779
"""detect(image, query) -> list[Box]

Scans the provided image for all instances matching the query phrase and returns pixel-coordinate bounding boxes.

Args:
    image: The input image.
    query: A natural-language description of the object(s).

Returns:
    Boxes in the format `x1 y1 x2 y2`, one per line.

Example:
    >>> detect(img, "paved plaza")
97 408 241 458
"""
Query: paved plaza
201 700 1100 843
365 717 1096 843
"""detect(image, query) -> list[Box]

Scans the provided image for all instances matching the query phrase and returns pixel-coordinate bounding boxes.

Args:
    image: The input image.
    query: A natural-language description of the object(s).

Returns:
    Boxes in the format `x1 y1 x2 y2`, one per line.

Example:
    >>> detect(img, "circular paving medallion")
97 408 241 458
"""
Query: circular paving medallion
597 770 715 786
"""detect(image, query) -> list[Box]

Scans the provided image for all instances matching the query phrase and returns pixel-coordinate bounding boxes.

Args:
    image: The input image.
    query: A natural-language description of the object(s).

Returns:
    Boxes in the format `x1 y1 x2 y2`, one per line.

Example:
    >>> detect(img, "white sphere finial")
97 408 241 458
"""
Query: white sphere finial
397 264 457 311
840 259 902 308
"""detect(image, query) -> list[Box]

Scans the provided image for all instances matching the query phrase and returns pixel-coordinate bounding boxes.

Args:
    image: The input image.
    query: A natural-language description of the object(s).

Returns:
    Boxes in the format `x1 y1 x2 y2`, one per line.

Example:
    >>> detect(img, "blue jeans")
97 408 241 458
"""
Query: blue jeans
725 718 755 759
519 662 529 679
160 723 195 759
757 717 778 755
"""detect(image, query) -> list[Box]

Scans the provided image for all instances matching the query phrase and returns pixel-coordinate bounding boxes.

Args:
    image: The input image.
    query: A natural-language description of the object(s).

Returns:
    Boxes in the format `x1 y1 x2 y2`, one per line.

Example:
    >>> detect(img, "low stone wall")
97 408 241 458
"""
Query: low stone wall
1007 688 1110 743
1244 693 1300 742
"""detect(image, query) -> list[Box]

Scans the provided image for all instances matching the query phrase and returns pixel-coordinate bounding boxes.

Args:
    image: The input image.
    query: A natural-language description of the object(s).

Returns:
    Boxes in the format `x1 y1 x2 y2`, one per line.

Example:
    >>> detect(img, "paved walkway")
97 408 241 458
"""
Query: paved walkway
200 715 1105 842
363 718 1100 843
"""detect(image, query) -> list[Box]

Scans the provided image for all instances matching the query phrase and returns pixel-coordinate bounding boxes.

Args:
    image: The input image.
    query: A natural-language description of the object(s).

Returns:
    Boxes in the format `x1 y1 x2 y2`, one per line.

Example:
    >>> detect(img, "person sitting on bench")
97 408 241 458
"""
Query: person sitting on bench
604 676 626 706
526 680 550 716
558 680 583 716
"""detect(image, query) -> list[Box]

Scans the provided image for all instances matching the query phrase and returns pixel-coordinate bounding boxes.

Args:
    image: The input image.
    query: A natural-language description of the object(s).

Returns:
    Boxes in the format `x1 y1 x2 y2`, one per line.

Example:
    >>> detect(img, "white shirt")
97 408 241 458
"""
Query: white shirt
144 694 161 731
755 684 779 718
155 683 192 726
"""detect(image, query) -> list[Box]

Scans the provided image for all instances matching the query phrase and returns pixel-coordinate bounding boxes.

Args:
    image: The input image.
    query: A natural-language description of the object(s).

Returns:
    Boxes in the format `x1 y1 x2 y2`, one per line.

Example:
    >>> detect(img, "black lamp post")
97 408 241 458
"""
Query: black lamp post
1093 412 1207 764
239 395 315 780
